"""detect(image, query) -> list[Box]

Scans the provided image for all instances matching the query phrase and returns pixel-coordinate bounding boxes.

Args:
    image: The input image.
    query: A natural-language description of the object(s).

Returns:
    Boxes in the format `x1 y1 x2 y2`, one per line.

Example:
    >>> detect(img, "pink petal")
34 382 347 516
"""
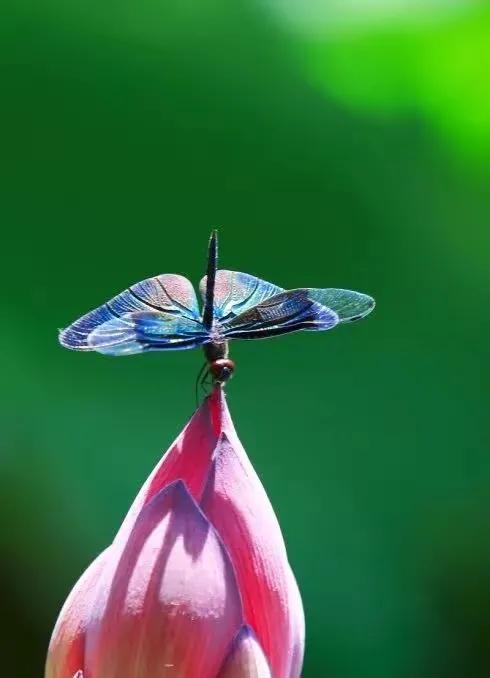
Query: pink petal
115 389 222 546
84 480 243 678
45 549 110 678
200 428 305 678
286 565 306 678
218 626 271 678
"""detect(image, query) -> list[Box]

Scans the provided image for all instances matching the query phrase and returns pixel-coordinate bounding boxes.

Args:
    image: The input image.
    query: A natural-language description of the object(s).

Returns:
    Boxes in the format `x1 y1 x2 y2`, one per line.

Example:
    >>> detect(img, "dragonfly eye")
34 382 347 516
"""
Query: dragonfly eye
210 358 235 383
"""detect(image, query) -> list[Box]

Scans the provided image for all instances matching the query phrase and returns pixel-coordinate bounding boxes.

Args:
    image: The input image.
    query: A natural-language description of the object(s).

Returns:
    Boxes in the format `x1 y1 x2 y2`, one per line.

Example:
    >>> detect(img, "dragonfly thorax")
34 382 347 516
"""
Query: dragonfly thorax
204 340 229 363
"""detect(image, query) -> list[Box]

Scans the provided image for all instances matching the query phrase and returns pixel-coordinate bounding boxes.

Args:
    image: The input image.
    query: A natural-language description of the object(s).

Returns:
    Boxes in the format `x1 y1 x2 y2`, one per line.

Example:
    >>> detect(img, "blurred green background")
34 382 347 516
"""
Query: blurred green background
2 0 490 676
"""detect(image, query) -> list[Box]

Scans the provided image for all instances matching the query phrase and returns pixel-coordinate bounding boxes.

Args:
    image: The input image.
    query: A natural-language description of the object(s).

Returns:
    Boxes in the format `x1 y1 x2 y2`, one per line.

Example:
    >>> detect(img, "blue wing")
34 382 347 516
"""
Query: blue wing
221 289 340 339
86 311 209 355
218 287 374 340
59 274 209 355
199 270 283 323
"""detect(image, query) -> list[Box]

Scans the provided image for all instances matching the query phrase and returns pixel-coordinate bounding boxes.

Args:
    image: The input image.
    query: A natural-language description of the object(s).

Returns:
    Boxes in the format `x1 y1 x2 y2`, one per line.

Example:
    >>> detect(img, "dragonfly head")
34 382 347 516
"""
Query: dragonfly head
209 358 235 385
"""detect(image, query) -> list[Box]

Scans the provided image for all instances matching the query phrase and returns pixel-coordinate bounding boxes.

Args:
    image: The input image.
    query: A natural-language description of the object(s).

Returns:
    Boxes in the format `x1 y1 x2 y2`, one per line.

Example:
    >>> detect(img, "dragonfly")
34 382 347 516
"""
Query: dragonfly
59 231 375 387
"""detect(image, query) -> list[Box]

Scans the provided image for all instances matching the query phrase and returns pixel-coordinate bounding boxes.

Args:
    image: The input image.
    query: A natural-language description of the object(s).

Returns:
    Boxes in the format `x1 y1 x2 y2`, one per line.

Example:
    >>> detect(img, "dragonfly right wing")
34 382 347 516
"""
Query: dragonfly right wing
221 289 339 339
306 288 375 322
220 287 374 340
199 270 283 323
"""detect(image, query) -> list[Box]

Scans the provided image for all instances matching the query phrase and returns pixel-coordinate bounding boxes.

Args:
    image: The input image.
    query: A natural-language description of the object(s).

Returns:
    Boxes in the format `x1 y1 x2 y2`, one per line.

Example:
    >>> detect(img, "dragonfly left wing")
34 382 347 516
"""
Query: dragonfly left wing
86 311 209 355
59 274 209 355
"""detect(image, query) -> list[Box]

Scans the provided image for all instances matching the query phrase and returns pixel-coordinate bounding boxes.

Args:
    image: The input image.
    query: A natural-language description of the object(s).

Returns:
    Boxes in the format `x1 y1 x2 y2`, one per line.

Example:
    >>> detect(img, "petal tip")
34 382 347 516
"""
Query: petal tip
234 623 256 643
218 624 272 678
145 478 204 523
206 385 225 435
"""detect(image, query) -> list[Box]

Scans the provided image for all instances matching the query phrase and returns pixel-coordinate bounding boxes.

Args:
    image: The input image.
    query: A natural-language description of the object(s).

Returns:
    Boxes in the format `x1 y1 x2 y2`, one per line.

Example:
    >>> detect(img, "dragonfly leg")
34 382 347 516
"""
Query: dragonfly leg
201 366 212 392
195 362 209 407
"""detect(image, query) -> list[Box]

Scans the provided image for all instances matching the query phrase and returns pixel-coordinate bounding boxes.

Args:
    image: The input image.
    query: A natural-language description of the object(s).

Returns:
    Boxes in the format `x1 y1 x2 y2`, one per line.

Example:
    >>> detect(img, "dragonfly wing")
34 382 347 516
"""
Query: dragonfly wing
86 311 209 356
59 274 205 352
306 288 375 322
199 270 283 323
221 289 339 339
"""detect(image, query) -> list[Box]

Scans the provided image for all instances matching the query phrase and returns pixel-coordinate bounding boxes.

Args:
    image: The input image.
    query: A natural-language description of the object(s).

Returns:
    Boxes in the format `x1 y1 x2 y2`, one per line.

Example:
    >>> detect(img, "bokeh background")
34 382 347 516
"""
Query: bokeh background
2 0 490 676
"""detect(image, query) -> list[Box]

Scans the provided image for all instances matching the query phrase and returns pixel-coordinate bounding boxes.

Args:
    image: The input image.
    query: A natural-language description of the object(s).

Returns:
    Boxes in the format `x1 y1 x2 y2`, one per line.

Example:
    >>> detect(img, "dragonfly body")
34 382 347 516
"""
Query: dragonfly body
59 231 375 386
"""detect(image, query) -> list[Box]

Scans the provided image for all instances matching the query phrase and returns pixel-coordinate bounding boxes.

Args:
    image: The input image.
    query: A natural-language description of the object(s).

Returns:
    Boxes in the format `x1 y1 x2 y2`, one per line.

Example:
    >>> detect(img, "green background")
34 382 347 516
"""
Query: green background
2 1 489 676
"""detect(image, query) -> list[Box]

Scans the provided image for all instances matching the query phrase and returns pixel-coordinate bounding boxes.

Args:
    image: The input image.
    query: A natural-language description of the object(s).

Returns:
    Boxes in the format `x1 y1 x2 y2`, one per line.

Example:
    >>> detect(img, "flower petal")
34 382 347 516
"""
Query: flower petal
114 389 222 547
200 427 305 678
218 625 272 678
286 565 305 678
45 549 110 678
84 480 243 678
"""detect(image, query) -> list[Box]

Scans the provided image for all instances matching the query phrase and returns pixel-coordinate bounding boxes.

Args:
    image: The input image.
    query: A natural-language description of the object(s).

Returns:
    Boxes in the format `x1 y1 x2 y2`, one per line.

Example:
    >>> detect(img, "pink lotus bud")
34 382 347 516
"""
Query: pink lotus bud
46 389 304 678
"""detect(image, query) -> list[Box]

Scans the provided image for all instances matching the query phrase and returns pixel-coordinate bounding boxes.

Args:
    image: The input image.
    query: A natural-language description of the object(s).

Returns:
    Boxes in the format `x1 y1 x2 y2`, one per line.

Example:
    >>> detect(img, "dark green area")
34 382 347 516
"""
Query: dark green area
2 2 489 676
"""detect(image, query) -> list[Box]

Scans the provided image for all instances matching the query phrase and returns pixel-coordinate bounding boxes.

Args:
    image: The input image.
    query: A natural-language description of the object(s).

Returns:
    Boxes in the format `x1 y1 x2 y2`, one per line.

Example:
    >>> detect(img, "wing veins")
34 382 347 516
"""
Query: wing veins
216 275 237 320
156 279 201 324
225 320 330 339
219 281 260 323
64 303 119 336
105 301 124 318
128 287 172 313
226 300 311 332
224 289 311 329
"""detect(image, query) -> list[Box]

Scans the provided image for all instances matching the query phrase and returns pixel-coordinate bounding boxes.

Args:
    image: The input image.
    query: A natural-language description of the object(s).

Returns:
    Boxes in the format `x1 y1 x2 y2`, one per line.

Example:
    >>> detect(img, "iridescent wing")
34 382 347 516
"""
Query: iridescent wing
85 311 209 356
199 270 283 323
220 288 340 339
211 278 374 340
59 274 209 355
306 288 375 322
